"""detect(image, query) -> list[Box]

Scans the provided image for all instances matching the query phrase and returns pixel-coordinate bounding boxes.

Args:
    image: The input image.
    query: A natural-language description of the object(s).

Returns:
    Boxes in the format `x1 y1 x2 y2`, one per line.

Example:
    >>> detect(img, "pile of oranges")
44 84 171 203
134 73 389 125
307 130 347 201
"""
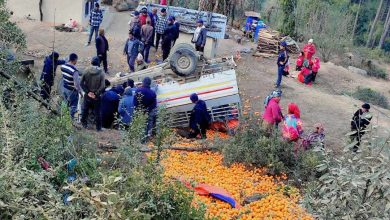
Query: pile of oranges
172 130 230 148
161 151 313 220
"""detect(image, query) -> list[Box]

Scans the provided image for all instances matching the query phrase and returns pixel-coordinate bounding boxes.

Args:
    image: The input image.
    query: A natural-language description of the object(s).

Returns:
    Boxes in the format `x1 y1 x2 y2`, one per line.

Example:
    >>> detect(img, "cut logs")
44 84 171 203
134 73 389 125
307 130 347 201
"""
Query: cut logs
256 28 300 56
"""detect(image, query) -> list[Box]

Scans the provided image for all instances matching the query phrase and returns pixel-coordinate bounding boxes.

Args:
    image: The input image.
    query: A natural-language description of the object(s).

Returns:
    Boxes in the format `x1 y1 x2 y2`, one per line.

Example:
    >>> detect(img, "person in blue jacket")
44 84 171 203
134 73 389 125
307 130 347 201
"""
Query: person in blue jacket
118 87 135 128
124 32 144 72
40 51 66 100
134 77 157 140
172 16 180 46
101 85 124 128
192 19 207 52
275 41 288 88
189 93 211 139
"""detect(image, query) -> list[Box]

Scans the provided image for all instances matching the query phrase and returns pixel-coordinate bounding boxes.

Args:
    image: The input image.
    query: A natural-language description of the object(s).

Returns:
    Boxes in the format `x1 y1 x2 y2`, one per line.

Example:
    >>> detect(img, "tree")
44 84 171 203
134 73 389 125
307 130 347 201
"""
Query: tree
279 0 297 37
352 0 363 40
378 5 390 49
366 0 384 47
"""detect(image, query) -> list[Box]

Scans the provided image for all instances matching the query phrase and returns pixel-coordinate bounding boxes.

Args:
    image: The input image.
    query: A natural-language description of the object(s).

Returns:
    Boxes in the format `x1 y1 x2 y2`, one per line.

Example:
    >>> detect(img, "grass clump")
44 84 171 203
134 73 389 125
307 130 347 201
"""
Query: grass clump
352 87 389 109
366 65 388 80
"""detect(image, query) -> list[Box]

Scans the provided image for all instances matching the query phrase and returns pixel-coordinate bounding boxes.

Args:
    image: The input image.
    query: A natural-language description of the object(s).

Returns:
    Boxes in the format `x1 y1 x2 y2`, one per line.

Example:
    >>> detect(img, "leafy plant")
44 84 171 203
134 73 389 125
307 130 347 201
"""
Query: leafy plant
352 87 389 109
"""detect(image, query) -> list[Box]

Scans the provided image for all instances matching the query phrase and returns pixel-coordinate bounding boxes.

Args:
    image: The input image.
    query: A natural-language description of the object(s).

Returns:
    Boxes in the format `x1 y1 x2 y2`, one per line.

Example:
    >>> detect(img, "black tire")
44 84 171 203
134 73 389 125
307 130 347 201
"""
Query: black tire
171 43 195 54
169 48 198 77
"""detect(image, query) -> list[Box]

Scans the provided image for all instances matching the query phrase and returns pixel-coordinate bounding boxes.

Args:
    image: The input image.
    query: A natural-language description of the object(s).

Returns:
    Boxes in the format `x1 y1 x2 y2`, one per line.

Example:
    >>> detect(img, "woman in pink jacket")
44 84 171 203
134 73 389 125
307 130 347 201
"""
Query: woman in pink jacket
262 90 283 134
303 39 316 61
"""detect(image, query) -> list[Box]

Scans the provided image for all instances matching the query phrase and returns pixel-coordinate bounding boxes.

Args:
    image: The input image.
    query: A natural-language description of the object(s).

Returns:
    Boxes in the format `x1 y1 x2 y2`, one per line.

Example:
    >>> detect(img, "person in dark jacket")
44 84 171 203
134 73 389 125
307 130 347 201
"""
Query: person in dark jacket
80 56 106 131
172 16 180 46
40 52 66 100
189 93 211 139
134 77 157 140
124 32 144 72
275 41 288 88
101 85 123 129
95 28 109 74
118 87 135 127
141 19 154 63
350 103 373 152
161 16 176 61
192 19 207 52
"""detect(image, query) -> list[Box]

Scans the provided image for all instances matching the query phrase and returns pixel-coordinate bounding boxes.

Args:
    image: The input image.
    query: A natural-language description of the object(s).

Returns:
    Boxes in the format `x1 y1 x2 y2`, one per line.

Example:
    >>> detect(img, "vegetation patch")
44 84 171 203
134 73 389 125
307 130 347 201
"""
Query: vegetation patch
352 87 389 109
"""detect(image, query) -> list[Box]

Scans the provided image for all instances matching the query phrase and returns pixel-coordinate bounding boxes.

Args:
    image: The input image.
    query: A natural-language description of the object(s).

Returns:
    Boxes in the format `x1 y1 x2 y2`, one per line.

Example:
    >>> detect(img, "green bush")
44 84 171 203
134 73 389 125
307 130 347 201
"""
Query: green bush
366 65 388 79
221 119 324 182
352 87 389 109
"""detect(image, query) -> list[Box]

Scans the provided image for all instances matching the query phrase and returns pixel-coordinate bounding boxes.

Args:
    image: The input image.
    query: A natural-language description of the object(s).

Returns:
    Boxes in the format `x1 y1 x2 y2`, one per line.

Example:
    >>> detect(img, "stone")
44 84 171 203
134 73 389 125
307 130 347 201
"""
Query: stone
348 66 367 76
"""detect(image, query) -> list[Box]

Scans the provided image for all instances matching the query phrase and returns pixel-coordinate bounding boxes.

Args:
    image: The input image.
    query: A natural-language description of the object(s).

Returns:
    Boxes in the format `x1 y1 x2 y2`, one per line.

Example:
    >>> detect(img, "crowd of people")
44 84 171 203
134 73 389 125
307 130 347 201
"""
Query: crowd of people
36 3 372 150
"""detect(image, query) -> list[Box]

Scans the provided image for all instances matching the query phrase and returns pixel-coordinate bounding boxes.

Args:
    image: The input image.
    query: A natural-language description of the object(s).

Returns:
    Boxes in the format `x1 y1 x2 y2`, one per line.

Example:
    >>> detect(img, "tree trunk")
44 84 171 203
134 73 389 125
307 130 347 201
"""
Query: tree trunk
39 0 43 21
198 0 206 11
213 0 219 12
378 6 390 49
231 1 235 26
366 0 384 47
352 0 363 40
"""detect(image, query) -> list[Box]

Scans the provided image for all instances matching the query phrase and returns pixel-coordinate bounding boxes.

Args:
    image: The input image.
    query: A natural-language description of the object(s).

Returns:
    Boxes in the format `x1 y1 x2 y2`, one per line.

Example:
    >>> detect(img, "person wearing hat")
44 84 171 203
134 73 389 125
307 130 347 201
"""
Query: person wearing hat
129 11 142 40
40 51 66 100
155 8 168 51
139 7 150 26
350 103 372 152
95 28 109 74
262 90 283 134
124 31 144 72
134 77 157 141
303 39 316 61
61 53 81 120
192 19 207 52
86 3 103 46
188 93 211 139
161 16 176 60
275 41 289 88
80 56 106 131
135 53 148 72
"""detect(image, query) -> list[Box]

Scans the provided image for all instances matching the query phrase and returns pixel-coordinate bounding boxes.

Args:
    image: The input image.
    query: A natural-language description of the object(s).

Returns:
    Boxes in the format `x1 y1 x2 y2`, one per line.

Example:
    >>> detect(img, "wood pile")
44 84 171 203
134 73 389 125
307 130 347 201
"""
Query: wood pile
255 28 300 57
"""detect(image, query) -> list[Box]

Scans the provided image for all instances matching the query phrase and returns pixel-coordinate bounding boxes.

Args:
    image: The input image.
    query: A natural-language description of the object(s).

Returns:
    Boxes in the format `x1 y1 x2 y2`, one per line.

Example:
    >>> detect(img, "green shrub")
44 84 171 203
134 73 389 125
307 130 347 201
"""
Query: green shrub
367 65 388 79
221 119 325 182
352 87 389 109
303 141 390 219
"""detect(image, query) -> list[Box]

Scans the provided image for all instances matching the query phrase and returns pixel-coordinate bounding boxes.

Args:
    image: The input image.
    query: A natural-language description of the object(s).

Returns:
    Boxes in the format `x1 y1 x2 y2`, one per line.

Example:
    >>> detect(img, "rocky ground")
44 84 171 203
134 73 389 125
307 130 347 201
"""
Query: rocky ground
12 6 390 151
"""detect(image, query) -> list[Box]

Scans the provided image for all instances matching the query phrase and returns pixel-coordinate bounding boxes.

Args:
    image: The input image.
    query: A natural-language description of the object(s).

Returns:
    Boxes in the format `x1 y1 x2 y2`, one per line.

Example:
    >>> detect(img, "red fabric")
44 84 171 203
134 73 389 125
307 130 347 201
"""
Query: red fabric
262 98 282 124
296 55 304 67
139 14 149 26
282 115 303 141
288 103 301 119
312 57 320 72
160 0 167 5
303 44 316 60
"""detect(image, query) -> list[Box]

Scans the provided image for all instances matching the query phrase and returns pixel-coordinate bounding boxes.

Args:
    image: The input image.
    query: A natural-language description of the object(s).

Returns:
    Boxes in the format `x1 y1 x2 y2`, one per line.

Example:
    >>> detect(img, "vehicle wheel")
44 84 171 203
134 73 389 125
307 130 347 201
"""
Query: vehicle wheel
170 43 195 54
169 48 198 77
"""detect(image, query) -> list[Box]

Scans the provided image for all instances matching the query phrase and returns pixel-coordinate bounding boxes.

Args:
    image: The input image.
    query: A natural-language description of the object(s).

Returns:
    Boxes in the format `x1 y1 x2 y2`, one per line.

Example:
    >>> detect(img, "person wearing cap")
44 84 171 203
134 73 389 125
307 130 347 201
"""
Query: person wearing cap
141 18 154 63
80 56 106 131
155 8 168 51
303 39 316 61
161 16 176 60
139 7 150 26
135 53 148 72
192 19 207 52
129 11 142 40
350 103 372 152
86 3 103 46
95 28 109 74
40 51 66 100
172 16 180 46
262 90 283 134
134 77 157 141
124 31 144 72
61 53 81 120
275 41 289 88
188 93 211 139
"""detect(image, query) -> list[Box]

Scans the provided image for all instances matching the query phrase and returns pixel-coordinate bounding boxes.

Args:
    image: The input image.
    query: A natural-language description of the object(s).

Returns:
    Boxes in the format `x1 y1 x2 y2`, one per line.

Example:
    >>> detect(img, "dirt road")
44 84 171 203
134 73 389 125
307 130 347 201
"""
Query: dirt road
14 8 390 150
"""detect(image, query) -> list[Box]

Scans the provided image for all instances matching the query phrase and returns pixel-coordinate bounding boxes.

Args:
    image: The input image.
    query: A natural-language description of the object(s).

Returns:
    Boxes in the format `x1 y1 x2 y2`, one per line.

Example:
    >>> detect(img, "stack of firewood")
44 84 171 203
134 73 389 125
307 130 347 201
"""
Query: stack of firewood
254 28 300 57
